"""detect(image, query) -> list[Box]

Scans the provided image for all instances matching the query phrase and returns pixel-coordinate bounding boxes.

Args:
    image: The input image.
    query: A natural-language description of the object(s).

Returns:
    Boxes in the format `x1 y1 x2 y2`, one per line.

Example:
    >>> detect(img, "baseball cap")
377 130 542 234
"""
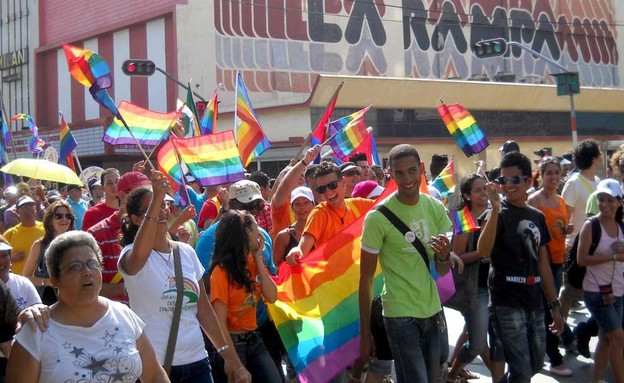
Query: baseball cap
3 186 17 198
16 195 36 208
0 242 12 252
116 172 151 196
229 180 264 204
560 157 572 166
352 180 384 199
88 178 101 191
46 190 61 198
498 140 520 154
340 162 358 173
67 184 82 192
596 179 623 199
290 186 314 204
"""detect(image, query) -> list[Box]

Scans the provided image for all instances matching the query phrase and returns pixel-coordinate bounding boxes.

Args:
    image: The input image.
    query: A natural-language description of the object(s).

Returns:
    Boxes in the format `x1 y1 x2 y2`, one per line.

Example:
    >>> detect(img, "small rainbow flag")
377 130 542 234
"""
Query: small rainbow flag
430 157 455 197
10 114 43 153
103 101 180 146
235 73 270 167
328 106 372 159
156 138 182 193
0 110 11 185
62 43 120 119
437 103 488 157
269 182 396 383
58 114 78 172
171 130 245 187
453 205 478 235
199 87 219 135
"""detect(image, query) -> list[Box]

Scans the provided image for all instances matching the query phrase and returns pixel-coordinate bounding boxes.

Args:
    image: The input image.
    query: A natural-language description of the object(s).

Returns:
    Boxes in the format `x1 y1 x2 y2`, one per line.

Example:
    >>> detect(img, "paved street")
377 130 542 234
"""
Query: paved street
445 305 606 382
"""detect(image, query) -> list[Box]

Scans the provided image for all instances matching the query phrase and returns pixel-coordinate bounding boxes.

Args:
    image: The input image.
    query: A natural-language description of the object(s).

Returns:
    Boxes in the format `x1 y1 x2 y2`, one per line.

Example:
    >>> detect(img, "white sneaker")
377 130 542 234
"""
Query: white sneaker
549 364 573 377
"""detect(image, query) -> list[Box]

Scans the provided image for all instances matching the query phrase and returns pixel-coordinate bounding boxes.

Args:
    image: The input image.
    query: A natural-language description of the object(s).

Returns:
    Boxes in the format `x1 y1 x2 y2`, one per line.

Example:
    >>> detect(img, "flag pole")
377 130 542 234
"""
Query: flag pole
294 81 344 160
116 112 156 170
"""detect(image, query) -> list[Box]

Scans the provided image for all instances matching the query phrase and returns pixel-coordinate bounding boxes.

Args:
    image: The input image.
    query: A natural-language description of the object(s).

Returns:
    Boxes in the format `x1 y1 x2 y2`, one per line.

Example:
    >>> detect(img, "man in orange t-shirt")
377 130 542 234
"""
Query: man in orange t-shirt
285 161 374 264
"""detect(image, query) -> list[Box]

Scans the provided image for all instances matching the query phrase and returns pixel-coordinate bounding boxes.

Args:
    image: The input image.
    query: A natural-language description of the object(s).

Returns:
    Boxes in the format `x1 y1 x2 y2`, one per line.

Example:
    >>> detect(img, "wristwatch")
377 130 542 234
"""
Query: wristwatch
548 300 560 310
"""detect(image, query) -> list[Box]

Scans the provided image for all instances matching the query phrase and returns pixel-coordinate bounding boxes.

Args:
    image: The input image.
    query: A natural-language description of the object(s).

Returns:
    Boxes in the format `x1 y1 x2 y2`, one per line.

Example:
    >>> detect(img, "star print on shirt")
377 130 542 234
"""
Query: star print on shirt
101 329 117 346
70 347 85 358
84 356 110 377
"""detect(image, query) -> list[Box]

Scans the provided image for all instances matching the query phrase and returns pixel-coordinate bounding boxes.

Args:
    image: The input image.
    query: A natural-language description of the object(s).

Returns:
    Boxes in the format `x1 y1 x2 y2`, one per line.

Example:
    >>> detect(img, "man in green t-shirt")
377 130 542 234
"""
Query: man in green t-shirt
359 144 460 383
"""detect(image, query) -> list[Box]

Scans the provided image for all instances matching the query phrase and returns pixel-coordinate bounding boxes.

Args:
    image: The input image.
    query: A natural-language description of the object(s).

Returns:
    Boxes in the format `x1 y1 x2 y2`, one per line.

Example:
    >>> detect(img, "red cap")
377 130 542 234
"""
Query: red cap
116 172 151 196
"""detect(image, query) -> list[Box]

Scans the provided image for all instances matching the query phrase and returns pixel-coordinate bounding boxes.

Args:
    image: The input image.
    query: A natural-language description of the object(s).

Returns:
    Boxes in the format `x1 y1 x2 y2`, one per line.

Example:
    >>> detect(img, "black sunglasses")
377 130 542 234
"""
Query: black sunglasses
344 169 361 177
53 213 74 220
494 175 530 185
315 180 340 194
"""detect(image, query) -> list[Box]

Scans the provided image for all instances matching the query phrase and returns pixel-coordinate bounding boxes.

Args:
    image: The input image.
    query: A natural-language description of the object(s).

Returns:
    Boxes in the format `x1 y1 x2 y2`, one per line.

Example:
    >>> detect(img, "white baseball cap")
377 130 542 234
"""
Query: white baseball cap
290 186 314 204
596 179 622 199
229 180 264 204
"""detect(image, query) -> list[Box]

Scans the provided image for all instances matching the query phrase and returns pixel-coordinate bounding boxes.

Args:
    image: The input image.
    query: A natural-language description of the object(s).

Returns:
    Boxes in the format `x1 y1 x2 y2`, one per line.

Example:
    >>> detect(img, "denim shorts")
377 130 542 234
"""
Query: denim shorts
584 291 624 334
367 359 393 374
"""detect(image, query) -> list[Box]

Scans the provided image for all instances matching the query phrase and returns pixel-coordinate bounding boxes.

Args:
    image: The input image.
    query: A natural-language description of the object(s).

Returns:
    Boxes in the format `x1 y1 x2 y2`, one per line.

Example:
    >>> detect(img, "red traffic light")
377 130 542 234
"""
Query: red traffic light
122 59 156 76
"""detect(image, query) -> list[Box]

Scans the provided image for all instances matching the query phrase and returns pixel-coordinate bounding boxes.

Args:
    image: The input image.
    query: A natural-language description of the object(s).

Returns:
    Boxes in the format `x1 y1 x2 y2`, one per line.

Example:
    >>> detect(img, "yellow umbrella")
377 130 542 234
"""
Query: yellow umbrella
1 158 83 186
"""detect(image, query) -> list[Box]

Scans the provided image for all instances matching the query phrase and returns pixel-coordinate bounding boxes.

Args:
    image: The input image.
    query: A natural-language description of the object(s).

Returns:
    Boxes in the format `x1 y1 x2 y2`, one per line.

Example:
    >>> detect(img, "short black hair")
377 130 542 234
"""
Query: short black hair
314 161 342 181
349 153 367 163
247 171 270 188
500 152 532 177
388 144 420 169
429 154 449 179
573 139 600 170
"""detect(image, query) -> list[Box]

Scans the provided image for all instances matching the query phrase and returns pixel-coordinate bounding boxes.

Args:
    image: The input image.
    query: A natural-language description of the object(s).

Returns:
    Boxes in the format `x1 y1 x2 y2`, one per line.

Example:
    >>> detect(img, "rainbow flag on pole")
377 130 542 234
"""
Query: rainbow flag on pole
103 101 180 146
199 87 219 135
58 115 78 172
452 205 478 235
437 103 488 157
235 72 270 166
430 157 455 197
328 106 372 159
10 114 44 153
62 43 120 119
171 130 245 186
269 183 396 383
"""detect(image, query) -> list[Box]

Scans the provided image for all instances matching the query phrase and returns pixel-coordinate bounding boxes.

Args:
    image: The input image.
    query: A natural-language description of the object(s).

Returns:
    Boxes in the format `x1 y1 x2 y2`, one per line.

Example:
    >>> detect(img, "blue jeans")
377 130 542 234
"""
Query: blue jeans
234 336 282 382
458 287 489 364
169 357 213 383
491 306 546 383
384 311 446 383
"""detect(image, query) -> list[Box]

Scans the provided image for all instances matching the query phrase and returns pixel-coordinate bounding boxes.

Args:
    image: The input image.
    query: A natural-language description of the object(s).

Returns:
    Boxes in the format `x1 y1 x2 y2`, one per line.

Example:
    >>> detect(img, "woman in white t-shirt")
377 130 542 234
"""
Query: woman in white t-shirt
6 230 168 382
118 171 250 383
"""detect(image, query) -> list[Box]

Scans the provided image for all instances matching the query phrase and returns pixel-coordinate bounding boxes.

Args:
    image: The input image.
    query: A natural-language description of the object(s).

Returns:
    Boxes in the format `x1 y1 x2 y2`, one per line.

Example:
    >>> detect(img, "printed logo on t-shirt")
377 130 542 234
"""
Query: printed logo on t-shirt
159 276 200 312
517 220 540 260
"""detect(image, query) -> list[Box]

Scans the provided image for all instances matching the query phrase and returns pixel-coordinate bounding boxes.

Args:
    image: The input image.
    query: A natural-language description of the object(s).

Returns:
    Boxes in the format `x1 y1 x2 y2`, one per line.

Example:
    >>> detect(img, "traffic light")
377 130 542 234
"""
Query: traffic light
552 72 580 96
122 60 156 76
472 38 507 58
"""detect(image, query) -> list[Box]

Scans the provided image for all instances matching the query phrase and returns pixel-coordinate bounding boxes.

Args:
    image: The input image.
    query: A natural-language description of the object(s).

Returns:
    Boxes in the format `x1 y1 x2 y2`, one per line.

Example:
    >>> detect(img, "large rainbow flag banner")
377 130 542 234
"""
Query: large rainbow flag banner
62 43 120 119
437 103 488 157
58 114 78 172
103 101 180 146
171 130 245 187
268 183 396 383
452 205 479 235
199 87 219 135
235 73 270 166
430 157 455 197
328 106 372 159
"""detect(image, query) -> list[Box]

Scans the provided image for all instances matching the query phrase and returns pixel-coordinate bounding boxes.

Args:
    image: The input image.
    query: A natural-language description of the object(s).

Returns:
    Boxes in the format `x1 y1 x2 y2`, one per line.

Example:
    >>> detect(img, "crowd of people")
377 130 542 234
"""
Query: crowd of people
0 137 621 383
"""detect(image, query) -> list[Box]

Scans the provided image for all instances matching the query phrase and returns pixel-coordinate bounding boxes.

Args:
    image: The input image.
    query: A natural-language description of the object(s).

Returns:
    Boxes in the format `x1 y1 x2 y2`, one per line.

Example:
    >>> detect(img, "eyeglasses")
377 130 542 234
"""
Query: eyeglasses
494 175 530 185
315 180 340 194
60 259 102 273
343 170 361 177
53 213 74 220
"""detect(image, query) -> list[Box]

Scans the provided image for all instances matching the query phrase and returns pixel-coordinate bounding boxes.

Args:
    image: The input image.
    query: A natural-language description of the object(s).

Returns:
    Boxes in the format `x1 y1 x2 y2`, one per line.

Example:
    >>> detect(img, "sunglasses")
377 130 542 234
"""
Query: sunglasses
60 259 102 273
53 213 74 220
344 169 361 177
315 180 340 194
494 175 530 185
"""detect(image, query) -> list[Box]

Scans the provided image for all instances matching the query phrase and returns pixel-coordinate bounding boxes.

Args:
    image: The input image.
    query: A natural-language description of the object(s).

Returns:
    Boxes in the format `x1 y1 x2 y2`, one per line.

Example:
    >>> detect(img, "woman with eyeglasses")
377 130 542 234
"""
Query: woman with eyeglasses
209 210 281 382
527 157 574 377
118 171 250 383
23 201 76 305
6 231 169 382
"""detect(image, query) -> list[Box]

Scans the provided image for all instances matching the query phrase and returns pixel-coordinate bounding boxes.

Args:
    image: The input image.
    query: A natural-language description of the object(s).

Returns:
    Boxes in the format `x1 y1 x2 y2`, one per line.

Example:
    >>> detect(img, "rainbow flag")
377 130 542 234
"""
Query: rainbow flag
171 130 245 187
58 114 78 172
437 103 488 157
328 106 372 159
0 110 11 185
103 101 180 146
10 114 43 153
430 157 455 197
199 88 219 135
453 205 478 235
156 138 182 193
269 183 396 383
62 43 120 119
235 73 270 166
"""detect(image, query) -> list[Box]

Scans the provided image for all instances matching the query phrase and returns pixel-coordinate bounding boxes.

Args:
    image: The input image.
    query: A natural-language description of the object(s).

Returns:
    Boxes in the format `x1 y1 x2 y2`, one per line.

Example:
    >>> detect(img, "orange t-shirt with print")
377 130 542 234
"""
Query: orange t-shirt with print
210 254 262 332
303 198 374 247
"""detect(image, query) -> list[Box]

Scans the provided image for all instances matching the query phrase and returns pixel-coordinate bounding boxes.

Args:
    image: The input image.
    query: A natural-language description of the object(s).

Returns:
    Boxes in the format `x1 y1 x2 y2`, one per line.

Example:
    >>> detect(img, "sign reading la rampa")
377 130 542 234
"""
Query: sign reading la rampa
0 49 28 71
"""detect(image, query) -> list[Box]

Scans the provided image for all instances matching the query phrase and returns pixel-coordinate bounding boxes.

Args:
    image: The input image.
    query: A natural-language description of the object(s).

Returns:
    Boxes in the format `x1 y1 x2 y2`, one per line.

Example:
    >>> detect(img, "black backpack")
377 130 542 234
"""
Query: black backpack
565 216 624 289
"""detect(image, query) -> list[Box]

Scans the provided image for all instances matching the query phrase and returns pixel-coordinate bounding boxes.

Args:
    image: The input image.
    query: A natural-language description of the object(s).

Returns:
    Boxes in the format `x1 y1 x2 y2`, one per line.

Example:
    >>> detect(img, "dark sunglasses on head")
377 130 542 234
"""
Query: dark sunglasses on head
315 180 340 194
344 169 361 177
494 175 530 185
53 213 74 220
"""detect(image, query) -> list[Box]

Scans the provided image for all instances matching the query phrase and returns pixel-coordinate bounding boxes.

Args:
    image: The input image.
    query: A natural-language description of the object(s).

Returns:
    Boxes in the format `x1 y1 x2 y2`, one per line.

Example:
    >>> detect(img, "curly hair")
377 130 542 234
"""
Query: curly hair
459 173 484 211
45 231 102 280
119 186 153 247
314 161 342 181
609 148 624 179
209 210 255 293
42 201 75 246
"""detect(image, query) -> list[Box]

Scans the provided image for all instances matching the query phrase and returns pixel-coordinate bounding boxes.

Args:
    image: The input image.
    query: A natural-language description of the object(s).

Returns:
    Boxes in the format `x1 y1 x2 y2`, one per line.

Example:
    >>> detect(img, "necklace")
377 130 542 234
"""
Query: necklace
328 205 348 224
153 246 172 264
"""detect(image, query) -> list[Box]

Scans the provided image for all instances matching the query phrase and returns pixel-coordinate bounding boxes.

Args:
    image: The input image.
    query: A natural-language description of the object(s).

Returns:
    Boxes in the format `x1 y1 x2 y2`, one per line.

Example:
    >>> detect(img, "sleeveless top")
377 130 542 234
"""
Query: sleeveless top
537 194 568 264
